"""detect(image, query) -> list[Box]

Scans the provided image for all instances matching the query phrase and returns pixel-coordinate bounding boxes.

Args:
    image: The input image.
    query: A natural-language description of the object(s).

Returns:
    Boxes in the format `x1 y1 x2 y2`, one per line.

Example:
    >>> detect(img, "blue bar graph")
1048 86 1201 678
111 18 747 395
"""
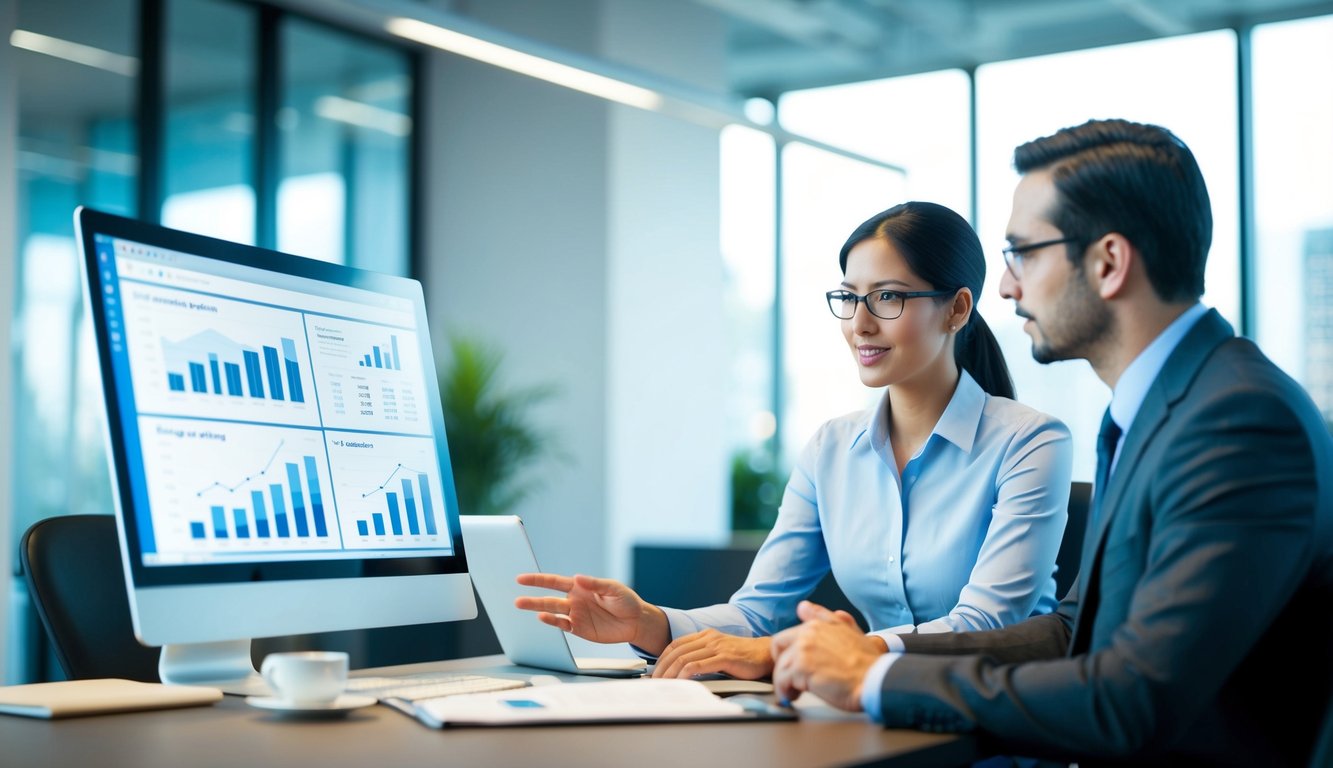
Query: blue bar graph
243 350 264 397
419 474 438 535
372 513 386 536
286 462 307 536
263 346 285 401
211 506 228 539
251 490 270 538
303 456 327 537
190 522 206 539
282 338 305 403
357 335 403 371
224 362 243 396
193 448 328 542
358 468 437 539
270 484 290 538
208 354 223 394
165 331 305 403
402 479 420 535
386 491 403 535
357 520 369 536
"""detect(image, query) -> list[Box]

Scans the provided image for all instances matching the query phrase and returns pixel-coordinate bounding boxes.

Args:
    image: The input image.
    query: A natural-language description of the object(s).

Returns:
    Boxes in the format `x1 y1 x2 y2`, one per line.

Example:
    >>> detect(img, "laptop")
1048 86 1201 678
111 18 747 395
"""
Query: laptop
460 515 647 678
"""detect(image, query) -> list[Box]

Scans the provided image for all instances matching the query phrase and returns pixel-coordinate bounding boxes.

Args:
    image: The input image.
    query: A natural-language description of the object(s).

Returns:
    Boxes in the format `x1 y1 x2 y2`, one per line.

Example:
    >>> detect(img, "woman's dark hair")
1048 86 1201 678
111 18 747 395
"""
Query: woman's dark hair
838 201 1015 399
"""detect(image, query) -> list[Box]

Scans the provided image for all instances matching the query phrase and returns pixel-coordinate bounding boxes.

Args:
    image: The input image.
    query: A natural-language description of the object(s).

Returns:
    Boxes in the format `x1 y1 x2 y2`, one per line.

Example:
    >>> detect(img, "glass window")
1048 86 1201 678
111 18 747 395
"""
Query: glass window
8 0 419 682
161 0 256 244
279 19 412 273
772 70 967 474
719 125 779 529
12 0 139 542
975 31 1240 480
778 143 906 459
11 0 139 682
778 69 972 220
1251 14 1333 426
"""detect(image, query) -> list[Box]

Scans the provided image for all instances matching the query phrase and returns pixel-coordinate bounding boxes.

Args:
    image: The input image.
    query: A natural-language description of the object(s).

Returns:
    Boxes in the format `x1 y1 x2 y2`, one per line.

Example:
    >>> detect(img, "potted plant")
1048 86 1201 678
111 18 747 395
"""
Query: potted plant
438 334 560 517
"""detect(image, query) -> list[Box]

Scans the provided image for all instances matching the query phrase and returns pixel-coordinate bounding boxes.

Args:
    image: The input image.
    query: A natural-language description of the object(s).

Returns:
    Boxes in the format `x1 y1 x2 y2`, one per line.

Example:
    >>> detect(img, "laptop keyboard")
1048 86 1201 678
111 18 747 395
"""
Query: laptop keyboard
346 672 528 702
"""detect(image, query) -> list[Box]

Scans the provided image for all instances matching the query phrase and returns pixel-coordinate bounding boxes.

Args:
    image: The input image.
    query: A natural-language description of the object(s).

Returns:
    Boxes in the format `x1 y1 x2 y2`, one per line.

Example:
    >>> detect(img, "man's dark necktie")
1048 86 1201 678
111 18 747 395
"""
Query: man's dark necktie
1091 408 1123 524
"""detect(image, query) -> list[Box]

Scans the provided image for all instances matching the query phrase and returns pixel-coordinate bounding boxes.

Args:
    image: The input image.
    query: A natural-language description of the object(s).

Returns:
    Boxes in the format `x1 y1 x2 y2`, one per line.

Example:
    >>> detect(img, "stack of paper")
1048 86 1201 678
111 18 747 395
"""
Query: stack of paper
399 678 787 728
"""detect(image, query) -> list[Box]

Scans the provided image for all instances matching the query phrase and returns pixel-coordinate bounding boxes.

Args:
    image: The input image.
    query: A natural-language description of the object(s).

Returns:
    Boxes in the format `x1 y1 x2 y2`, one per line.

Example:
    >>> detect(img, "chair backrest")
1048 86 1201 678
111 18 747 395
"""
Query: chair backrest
632 542 867 630
20 514 161 682
1055 482 1092 600
1311 689 1333 768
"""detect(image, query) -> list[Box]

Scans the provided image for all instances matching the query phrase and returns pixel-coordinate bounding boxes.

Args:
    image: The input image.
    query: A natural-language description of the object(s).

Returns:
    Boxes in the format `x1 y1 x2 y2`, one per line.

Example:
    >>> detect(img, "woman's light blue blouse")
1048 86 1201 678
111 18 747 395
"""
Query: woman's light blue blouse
659 370 1072 641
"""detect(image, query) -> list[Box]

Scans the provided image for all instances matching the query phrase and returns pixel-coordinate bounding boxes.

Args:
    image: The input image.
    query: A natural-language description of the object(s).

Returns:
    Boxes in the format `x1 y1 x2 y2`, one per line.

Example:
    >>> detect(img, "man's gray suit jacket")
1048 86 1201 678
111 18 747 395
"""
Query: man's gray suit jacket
880 309 1333 767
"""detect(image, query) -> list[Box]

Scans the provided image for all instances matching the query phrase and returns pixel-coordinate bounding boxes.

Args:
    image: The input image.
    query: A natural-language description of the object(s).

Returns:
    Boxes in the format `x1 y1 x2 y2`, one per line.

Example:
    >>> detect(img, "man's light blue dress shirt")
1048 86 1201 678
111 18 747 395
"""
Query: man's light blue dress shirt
859 303 1209 719
659 370 1072 647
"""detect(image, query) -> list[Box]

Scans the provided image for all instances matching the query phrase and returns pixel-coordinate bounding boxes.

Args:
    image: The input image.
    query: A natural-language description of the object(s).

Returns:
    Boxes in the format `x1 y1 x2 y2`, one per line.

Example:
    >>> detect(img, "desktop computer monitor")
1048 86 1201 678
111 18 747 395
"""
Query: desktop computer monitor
75 207 476 687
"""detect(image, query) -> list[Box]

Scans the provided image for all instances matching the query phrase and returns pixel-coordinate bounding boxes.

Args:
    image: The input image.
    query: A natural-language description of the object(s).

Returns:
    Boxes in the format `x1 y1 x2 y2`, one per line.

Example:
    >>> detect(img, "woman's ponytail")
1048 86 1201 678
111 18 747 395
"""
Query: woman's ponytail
955 311 1014 399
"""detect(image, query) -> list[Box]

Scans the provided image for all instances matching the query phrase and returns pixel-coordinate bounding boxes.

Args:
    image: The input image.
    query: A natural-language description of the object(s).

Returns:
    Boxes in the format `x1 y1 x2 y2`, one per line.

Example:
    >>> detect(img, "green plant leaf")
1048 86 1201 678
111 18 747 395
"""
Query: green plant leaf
439 334 562 516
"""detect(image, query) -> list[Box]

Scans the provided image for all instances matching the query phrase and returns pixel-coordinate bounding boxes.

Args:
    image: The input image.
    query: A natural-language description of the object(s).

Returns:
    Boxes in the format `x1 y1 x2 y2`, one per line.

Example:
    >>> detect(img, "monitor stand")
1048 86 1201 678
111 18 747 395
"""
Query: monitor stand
159 640 266 695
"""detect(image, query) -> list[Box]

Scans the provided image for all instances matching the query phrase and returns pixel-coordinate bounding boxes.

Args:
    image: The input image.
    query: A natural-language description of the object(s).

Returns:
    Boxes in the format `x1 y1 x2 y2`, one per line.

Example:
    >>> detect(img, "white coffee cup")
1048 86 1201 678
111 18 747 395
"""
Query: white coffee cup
260 651 349 705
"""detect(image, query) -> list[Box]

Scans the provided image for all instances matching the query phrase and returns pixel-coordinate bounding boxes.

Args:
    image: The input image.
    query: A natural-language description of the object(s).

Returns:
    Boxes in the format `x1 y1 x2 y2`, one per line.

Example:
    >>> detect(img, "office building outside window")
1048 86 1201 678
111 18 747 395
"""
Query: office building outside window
1251 14 1333 427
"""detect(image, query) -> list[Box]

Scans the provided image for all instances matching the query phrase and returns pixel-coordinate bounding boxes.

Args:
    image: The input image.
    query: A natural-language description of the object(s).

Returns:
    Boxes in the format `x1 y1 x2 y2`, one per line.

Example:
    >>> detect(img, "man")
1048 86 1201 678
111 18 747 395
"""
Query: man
771 119 1333 766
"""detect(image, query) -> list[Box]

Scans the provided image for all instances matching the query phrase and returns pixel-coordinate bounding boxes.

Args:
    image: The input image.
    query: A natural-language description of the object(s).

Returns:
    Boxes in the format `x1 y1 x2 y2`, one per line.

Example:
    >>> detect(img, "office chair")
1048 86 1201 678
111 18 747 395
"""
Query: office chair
20 514 161 682
1311 688 1333 768
1054 482 1091 600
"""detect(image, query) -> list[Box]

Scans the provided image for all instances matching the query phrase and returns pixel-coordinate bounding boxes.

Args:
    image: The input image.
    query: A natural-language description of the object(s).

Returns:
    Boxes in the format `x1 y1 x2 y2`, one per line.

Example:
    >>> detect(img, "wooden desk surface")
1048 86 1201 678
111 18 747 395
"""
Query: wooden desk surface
0 657 979 768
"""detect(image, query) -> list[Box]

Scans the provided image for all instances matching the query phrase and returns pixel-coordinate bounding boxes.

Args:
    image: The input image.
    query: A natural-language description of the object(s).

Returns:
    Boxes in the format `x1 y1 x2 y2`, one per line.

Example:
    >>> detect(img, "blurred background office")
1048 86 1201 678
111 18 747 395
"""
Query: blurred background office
2 0 1331 684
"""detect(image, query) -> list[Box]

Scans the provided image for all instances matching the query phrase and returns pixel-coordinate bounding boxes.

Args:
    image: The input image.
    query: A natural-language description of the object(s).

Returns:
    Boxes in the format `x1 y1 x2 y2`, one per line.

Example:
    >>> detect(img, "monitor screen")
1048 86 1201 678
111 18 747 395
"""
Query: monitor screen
76 207 475 681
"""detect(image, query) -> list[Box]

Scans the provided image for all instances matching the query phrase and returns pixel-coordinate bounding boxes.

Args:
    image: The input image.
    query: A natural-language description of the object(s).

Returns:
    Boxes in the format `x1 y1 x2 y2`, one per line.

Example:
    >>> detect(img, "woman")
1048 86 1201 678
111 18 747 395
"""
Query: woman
517 201 1072 680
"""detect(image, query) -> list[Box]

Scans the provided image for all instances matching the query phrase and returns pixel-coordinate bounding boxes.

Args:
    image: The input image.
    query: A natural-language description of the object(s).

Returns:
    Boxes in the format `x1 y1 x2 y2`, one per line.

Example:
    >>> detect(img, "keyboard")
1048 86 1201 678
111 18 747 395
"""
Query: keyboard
345 672 528 702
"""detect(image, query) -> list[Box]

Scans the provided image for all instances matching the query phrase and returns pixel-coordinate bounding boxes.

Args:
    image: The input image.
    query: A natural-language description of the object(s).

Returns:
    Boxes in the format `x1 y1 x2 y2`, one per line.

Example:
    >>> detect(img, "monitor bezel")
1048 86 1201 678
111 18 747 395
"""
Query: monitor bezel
77 206 469 589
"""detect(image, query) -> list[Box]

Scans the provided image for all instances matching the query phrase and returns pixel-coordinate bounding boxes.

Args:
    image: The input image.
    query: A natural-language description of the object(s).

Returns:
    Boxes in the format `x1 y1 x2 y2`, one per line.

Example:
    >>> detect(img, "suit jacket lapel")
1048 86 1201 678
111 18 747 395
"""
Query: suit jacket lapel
1071 309 1235 648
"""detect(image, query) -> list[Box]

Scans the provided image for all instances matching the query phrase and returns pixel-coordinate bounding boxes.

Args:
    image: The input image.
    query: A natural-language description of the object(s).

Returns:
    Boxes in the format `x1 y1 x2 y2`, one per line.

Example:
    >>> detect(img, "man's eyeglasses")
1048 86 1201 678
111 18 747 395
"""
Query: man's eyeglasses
1001 236 1079 280
825 288 955 321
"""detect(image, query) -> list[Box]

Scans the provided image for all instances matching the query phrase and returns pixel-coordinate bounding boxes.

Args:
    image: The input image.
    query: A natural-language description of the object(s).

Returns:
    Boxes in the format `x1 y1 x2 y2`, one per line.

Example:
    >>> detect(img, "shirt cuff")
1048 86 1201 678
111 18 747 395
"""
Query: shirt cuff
630 606 696 660
859 652 901 722
868 630 906 652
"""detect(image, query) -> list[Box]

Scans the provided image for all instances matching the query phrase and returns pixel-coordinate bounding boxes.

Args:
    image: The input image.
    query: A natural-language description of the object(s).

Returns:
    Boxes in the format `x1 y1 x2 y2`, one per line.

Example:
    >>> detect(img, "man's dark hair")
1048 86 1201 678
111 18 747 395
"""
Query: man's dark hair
1014 119 1211 302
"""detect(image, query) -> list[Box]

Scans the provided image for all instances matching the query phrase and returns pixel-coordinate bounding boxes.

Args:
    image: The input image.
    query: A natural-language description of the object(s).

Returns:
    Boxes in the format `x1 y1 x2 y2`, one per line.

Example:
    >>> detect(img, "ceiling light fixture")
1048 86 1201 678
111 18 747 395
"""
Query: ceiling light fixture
385 17 664 112
9 29 139 77
314 95 413 137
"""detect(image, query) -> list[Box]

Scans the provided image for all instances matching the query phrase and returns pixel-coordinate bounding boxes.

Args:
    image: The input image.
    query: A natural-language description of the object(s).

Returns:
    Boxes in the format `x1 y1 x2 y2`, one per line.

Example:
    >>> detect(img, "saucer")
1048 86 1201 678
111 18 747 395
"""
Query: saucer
246 693 377 717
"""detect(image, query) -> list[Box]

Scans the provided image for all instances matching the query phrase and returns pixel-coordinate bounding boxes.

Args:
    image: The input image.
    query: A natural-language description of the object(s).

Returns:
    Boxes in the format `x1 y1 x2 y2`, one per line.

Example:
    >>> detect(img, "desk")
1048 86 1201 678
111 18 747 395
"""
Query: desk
0 656 978 768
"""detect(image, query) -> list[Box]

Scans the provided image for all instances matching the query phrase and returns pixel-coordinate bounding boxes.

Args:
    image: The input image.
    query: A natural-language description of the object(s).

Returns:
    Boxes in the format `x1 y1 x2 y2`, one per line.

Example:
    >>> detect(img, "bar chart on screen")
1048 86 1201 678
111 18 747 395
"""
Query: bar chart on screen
163 330 306 402
307 317 427 435
324 431 451 550
138 417 338 561
122 280 318 427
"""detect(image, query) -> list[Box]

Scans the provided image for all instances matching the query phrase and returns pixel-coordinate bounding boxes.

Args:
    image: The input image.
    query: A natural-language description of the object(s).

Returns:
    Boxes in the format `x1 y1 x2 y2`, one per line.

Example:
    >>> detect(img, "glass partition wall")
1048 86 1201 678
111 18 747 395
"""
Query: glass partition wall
8 0 417 683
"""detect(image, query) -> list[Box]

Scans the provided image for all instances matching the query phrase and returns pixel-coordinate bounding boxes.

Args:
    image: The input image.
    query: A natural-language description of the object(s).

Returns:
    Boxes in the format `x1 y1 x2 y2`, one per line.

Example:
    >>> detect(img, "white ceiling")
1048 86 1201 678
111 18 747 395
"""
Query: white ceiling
691 0 1333 96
